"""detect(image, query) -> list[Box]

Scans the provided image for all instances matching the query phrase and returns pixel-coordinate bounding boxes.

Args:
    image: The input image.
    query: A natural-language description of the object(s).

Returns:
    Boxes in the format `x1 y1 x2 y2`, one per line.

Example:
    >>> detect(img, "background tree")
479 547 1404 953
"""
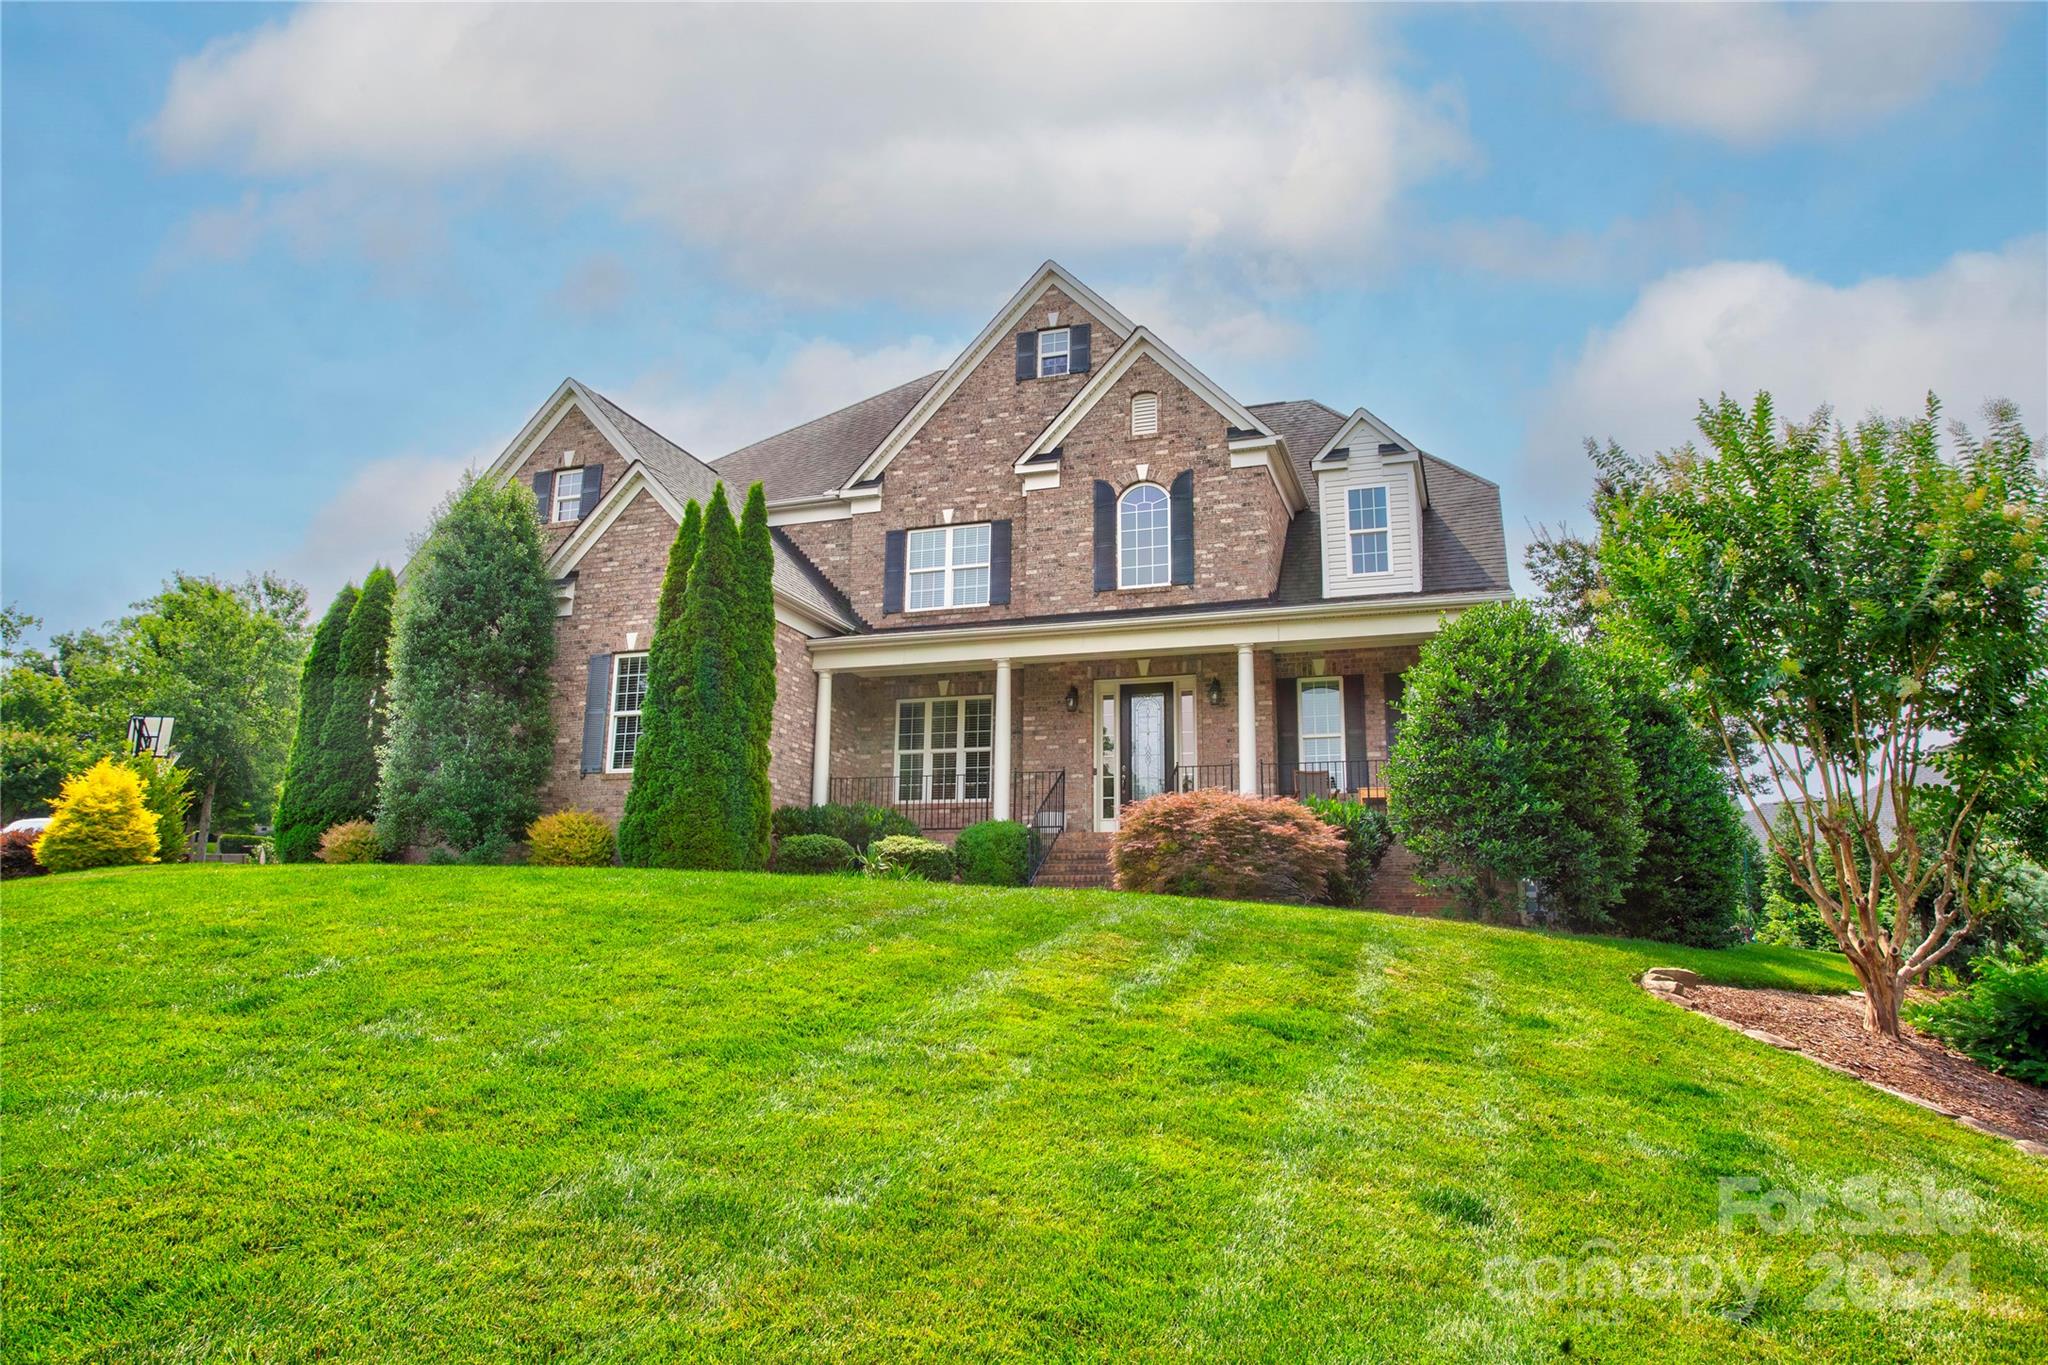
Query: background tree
124 753 195 863
617 498 702 866
1597 393 2047 1035
1385 599 1643 924
377 478 556 860
124 573 307 854
1523 522 1607 643
317 566 397 830
667 485 767 869
1588 642 1746 946
274 583 358 862
737 482 777 865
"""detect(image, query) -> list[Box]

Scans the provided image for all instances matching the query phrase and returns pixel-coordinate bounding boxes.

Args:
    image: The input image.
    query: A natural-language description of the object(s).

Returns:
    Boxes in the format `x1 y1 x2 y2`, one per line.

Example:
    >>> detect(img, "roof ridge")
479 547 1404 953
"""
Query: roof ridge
713 370 946 463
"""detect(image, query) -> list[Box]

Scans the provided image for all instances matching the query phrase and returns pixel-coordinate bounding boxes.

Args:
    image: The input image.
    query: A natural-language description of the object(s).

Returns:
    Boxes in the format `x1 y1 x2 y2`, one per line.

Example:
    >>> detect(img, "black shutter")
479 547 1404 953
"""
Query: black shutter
1384 673 1406 754
579 463 603 520
1343 675 1368 786
581 654 613 773
1092 481 1117 592
883 529 908 614
1071 324 1092 374
1275 678 1299 796
1015 331 1036 382
1169 470 1194 585
988 520 1012 606
532 470 555 519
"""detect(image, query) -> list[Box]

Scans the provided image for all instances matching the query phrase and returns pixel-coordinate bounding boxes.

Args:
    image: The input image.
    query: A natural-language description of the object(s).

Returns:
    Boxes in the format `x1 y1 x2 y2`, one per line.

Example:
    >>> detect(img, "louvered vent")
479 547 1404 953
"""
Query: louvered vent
1131 392 1159 438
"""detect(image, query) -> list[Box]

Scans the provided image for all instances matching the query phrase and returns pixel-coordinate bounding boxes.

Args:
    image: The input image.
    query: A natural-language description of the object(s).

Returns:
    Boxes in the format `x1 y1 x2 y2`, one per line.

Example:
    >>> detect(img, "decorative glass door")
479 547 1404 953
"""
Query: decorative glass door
1120 684 1175 810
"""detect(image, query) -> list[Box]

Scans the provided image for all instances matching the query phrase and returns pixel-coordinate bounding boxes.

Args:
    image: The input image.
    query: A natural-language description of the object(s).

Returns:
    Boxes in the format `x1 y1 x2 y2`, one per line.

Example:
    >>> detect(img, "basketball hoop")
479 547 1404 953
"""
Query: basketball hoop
128 715 176 759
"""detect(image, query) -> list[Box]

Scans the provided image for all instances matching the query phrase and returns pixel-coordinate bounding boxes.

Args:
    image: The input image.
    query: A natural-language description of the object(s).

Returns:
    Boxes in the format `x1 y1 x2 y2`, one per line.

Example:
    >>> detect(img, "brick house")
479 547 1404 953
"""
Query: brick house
473 261 1510 896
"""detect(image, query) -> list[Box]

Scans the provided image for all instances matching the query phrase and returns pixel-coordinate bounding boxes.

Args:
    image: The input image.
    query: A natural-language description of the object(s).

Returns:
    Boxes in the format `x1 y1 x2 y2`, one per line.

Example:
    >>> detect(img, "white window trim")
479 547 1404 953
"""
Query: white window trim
1130 391 1159 438
905 523 993 612
1036 327 1071 378
1296 676 1346 782
606 651 648 773
1117 482 1171 590
894 696 995 802
553 466 585 523
1347 484 1391 576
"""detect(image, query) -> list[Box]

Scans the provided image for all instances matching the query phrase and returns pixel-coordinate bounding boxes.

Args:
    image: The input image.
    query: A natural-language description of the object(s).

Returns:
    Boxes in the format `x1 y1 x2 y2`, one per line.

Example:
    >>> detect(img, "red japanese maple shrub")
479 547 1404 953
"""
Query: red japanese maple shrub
1112 789 1347 904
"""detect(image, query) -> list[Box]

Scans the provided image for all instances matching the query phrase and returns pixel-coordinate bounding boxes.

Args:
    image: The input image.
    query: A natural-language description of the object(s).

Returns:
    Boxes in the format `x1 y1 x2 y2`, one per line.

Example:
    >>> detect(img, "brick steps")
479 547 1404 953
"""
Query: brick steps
1033 832 1115 890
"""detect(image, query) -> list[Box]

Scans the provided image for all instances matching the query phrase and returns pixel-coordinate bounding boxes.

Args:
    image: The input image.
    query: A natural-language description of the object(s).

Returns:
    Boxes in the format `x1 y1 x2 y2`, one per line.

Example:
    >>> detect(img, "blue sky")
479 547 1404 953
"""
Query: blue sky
4 3 2043 639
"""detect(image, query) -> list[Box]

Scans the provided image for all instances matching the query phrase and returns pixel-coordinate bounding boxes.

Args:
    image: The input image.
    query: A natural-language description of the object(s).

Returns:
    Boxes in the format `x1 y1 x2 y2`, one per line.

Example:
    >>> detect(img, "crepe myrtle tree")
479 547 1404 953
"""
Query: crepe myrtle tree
1596 393 2048 1036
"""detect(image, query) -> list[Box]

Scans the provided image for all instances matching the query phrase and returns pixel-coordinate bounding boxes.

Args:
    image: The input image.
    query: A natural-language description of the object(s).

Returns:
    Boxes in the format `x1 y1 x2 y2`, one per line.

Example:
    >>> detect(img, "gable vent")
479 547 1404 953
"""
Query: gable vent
1131 392 1160 438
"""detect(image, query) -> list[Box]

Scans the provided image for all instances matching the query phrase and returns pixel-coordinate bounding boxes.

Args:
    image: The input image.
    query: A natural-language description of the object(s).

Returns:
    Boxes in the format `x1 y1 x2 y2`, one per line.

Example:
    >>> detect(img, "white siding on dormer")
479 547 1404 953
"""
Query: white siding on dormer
1317 449 1422 597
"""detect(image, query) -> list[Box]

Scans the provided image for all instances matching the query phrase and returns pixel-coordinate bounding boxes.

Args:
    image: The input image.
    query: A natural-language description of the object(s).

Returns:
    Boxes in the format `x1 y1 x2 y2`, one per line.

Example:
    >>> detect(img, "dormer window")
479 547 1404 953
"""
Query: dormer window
1130 392 1159 438
1347 486 1389 574
1037 328 1071 377
553 466 586 522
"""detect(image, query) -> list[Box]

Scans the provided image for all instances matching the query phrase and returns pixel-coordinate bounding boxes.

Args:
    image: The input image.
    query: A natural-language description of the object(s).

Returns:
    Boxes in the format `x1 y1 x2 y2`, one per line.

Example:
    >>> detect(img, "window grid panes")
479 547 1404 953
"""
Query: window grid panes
896 697 995 802
553 466 585 523
608 653 648 771
1037 327 1071 377
906 524 991 610
1347 486 1389 574
1297 678 1344 788
1119 484 1170 588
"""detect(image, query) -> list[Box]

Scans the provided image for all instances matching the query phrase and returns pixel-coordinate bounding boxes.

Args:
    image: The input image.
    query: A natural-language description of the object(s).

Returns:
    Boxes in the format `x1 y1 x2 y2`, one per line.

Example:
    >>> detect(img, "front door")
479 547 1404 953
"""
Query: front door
1119 683 1176 812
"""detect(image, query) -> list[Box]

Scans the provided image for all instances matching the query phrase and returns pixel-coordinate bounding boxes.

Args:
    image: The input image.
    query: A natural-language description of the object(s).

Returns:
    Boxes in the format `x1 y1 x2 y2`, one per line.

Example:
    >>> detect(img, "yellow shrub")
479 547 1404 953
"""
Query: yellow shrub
33 759 160 874
527 810 616 867
316 820 382 864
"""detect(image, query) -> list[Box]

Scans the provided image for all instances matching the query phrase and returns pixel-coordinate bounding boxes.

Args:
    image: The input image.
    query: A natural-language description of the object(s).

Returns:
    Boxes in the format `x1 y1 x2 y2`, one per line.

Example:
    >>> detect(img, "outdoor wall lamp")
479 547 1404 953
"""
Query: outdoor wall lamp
1064 685 1080 713
1205 677 1225 707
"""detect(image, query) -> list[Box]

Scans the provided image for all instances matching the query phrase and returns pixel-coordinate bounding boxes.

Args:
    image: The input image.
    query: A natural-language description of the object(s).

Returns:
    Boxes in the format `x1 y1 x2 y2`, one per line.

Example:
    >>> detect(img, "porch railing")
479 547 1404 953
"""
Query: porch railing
1022 770 1067 884
1172 762 1237 793
826 769 1069 836
1258 758 1385 802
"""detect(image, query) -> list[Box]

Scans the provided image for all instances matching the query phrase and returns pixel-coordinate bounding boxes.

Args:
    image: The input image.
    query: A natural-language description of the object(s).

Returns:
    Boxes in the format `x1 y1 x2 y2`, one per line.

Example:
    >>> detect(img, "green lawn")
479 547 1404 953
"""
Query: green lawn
4 867 2042 1362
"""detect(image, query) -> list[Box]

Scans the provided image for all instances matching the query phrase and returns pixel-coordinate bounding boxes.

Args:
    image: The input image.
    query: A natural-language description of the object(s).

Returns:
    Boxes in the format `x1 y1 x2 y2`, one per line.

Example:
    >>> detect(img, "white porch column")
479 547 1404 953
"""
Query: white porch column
1236 643 1258 795
992 657 1014 820
811 670 834 805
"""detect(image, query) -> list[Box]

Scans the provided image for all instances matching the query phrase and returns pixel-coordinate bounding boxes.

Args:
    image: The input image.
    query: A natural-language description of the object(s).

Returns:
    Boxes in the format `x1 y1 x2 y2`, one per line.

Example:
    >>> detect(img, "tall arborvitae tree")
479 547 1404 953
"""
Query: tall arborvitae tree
669 485 761 868
274 583 357 862
737 482 777 865
617 499 702 866
377 478 556 860
317 565 397 829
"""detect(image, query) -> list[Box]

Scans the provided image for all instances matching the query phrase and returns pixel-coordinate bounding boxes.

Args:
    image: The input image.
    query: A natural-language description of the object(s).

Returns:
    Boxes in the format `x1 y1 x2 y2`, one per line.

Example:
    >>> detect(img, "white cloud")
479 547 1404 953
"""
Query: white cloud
285 448 482 610
148 5 1468 301
1547 3 2000 144
1524 236 2048 530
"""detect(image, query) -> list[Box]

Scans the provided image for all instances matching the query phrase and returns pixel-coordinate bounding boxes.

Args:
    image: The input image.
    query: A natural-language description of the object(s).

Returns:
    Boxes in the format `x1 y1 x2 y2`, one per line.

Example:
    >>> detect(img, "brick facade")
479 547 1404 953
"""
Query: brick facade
514 404 614 553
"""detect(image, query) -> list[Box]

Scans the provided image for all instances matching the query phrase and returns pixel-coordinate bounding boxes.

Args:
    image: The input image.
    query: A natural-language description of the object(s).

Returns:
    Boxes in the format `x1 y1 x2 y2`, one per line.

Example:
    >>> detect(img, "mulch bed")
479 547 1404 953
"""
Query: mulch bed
1680 983 2048 1147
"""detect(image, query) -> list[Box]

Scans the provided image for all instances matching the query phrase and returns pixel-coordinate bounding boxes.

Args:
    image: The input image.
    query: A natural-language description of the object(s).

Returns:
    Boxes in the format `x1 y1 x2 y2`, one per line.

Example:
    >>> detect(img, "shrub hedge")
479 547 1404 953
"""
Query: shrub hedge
955 820 1035 886
527 810 617 867
317 820 382 865
773 803 918 852
1302 795 1393 906
867 835 955 882
775 834 859 875
1113 789 1346 904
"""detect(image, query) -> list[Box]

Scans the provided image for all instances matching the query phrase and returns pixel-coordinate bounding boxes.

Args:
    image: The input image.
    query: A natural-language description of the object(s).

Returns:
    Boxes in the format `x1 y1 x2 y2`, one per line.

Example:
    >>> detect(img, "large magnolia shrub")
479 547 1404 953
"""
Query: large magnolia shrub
33 759 160 873
1113 790 1346 904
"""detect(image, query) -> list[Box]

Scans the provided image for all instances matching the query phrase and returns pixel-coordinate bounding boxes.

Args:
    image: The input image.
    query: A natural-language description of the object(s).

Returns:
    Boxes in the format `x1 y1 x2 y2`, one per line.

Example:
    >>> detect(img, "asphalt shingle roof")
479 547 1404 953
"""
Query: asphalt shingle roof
710 372 942 502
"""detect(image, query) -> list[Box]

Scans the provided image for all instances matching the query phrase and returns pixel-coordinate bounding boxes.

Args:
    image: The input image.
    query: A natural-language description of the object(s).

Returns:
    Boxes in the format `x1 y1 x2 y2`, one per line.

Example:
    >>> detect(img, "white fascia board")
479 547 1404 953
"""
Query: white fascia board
1021 467 1062 493
807 590 1508 674
839 260 1136 490
1227 444 1307 513
1014 327 1272 470
481 378 639 489
1310 408 1420 466
766 496 855 527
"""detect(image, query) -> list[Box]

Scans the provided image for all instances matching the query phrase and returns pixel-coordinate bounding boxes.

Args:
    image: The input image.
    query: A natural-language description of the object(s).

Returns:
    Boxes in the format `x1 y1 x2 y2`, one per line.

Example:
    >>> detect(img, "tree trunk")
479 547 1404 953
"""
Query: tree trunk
1858 962 1903 1038
195 776 218 860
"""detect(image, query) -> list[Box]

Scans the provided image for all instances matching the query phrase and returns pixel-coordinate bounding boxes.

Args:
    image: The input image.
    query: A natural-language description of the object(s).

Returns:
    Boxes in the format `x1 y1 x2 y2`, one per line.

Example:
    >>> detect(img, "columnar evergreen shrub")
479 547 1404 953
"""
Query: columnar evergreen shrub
318 566 396 829
316 820 381 864
1113 790 1347 904
376 478 556 860
1302 795 1393 906
527 810 617 867
1385 600 1643 926
667 486 763 869
955 820 1035 886
274 584 357 862
738 483 778 864
867 834 955 882
33 759 160 873
1589 645 1747 946
618 500 701 866
772 803 918 851
775 833 858 875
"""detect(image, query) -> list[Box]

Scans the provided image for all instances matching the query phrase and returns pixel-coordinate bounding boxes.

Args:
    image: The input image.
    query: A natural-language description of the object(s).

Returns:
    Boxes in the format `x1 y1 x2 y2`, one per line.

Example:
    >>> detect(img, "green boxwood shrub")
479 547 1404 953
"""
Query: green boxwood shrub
775 834 858 875
1302 795 1393 906
955 820 1035 886
527 810 617 867
772 803 918 852
867 834 955 882
1907 955 2048 1085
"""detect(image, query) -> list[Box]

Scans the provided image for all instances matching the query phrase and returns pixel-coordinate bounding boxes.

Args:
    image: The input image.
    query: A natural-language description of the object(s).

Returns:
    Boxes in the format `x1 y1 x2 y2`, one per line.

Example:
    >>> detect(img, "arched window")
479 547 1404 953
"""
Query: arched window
1118 483 1170 588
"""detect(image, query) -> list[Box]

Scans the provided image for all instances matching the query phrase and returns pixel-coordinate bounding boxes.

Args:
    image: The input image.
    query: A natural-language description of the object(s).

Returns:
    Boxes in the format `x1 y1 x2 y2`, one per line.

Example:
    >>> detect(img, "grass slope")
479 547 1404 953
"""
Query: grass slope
4 867 2042 1362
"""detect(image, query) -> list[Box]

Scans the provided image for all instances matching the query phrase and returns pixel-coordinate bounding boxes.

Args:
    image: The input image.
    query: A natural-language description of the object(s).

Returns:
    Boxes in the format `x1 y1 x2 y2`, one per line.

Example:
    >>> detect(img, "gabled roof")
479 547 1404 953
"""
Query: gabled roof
1014 326 1275 462
711 371 941 502
1307 406 1427 506
838 260 1137 489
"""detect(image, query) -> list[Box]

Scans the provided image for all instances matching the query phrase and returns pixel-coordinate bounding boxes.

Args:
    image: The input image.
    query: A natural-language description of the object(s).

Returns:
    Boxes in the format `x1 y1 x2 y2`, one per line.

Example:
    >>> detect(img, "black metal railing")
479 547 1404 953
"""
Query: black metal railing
1171 762 1238 793
1258 757 1385 802
827 769 1069 836
1023 770 1067 884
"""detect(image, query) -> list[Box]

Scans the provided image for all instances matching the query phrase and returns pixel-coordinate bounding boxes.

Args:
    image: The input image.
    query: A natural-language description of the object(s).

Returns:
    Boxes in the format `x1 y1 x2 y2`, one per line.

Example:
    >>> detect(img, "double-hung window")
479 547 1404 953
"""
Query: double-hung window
896 697 994 802
1118 483 1170 588
608 653 648 771
1037 327 1071 377
1297 678 1345 790
1347 485 1389 574
553 466 586 523
906 523 991 610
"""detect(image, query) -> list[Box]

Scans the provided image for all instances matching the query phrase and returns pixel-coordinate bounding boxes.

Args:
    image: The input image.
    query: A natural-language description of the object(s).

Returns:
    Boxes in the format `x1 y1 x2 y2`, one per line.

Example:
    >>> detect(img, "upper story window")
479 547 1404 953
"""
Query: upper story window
1130 392 1159 438
1118 483 1170 588
1347 486 1389 575
1037 327 1071 377
608 652 648 771
907 523 992 610
553 466 586 522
